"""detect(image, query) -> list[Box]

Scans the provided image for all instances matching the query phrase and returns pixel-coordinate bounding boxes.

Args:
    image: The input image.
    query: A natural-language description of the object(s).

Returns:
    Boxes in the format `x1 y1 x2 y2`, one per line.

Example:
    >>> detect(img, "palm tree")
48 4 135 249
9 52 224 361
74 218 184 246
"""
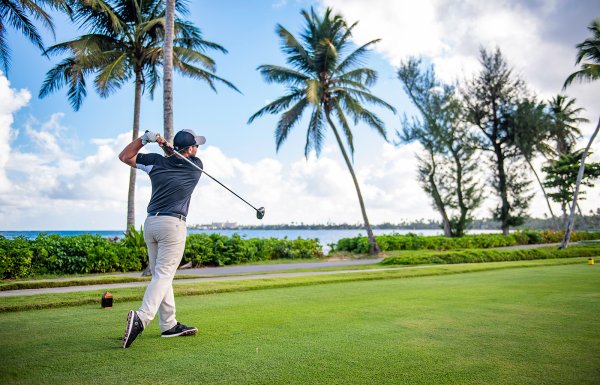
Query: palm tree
0 0 71 74
248 7 396 254
39 0 239 231
563 19 600 89
561 17 600 247
547 95 588 155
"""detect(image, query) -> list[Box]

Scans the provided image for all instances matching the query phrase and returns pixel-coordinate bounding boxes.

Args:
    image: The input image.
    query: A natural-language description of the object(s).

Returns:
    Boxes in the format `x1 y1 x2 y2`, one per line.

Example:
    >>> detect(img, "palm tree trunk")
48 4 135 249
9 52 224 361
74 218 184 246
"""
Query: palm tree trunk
560 116 600 248
326 113 380 254
525 158 559 230
126 71 143 232
163 0 175 142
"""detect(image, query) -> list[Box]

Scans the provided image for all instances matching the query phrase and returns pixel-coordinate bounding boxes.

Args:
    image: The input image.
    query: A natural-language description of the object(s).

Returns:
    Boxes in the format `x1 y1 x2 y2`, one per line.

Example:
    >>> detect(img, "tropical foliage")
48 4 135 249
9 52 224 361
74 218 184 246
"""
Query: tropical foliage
397 58 482 237
39 0 238 230
334 230 600 254
381 244 600 266
0 233 323 279
463 48 539 235
563 18 600 88
249 7 395 254
547 95 588 155
0 0 71 74
543 150 600 218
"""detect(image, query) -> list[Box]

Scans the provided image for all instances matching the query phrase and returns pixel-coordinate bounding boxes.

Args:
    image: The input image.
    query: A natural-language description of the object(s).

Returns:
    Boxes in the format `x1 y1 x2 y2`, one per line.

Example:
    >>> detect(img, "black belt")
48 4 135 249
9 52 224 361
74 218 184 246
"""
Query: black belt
148 212 186 221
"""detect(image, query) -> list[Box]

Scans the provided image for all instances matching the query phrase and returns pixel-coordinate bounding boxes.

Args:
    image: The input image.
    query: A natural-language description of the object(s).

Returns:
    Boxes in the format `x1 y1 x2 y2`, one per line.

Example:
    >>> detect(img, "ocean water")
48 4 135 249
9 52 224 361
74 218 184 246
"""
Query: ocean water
0 228 502 253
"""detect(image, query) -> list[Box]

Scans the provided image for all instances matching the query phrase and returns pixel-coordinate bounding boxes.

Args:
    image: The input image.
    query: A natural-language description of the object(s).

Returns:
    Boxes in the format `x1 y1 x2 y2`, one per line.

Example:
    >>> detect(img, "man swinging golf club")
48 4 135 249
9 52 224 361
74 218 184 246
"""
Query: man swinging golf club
118 128 205 348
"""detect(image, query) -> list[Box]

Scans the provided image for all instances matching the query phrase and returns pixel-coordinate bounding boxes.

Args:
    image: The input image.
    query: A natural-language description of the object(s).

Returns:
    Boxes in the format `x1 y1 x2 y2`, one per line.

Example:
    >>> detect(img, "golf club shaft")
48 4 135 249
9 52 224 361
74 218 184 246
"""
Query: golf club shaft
168 146 260 212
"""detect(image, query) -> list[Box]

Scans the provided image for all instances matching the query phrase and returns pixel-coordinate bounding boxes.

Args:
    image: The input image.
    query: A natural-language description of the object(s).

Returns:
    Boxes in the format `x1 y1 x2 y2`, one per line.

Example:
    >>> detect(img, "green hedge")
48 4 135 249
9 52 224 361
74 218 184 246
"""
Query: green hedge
0 233 323 279
381 244 600 265
182 233 322 267
334 230 600 254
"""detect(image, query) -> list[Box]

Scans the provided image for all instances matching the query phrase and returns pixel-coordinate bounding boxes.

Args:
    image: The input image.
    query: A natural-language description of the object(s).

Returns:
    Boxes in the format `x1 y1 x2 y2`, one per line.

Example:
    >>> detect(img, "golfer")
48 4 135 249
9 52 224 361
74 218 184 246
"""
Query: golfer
118 128 205 348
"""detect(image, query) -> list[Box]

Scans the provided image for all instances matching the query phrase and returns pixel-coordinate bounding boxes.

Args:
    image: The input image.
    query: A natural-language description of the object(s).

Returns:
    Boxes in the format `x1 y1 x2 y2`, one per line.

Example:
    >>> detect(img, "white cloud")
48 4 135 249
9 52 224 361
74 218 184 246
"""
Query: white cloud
322 0 599 136
0 72 31 192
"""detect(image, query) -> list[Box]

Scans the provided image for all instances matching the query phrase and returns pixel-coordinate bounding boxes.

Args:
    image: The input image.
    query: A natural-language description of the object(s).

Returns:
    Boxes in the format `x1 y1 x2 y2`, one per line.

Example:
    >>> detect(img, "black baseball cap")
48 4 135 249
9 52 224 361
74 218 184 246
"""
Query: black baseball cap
173 129 206 150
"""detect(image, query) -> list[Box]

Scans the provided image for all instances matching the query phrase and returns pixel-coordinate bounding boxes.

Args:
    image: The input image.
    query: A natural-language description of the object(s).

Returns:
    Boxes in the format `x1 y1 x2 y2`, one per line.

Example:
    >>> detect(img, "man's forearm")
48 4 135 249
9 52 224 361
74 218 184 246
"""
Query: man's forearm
119 138 144 167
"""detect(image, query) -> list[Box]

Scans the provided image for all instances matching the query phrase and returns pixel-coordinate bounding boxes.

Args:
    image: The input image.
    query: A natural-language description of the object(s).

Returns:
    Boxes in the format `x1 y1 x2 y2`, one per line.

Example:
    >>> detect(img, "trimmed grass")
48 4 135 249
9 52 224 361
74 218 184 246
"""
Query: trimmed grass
0 263 599 384
0 258 591 313
4 244 598 292
0 274 212 291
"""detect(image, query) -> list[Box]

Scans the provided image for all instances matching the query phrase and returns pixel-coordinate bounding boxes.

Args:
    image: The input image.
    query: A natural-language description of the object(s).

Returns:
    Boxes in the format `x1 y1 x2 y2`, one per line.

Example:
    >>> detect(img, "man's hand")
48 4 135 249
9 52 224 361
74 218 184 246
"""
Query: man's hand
141 130 159 145
157 136 174 156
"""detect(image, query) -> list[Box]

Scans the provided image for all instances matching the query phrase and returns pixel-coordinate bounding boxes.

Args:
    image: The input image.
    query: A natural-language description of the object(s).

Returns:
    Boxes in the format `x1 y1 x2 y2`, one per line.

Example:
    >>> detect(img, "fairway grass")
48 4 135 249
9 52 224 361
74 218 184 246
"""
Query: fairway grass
0 263 599 384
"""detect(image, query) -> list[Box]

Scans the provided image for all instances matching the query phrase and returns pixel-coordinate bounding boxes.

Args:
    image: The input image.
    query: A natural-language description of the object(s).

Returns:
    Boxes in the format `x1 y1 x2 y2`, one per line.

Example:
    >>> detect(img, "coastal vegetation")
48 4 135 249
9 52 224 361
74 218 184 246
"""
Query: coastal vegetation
2 229 600 280
0 231 323 279
333 230 600 253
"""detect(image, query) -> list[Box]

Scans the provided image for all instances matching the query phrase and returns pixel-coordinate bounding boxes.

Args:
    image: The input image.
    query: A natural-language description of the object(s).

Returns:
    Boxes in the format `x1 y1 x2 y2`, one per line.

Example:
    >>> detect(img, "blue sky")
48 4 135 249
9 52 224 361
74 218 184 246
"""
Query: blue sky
1 0 599 230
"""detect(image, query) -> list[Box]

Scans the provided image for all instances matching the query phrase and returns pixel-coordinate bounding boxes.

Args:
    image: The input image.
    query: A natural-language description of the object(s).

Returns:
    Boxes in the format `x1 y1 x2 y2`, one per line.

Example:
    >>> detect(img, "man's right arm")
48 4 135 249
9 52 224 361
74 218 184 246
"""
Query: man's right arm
119 131 163 167
118 138 144 167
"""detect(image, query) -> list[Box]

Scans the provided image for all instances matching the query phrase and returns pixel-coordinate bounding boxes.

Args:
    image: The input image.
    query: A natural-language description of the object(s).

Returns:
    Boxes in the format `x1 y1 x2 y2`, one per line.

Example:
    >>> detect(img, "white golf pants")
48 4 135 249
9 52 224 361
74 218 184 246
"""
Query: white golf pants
137 215 187 332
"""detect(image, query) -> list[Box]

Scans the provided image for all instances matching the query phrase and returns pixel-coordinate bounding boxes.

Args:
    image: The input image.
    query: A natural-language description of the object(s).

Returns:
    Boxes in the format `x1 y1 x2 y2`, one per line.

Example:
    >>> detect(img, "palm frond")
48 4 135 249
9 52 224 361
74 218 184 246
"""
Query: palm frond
66 66 89 111
145 62 160 98
39 58 73 99
563 64 600 89
138 18 164 37
94 52 131 97
338 88 396 113
17 0 55 35
338 20 358 49
574 19 600 65
256 65 310 86
315 37 338 72
4 0 45 52
71 0 124 36
174 20 227 54
44 34 123 57
335 39 379 74
306 79 321 105
339 92 387 140
248 90 305 123
174 60 241 93
0 23 11 73
332 100 354 157
337 67 377 87
305 104 325 157
173 46 216 71
334 78 370 92
276 24 313 72
275 98 309 152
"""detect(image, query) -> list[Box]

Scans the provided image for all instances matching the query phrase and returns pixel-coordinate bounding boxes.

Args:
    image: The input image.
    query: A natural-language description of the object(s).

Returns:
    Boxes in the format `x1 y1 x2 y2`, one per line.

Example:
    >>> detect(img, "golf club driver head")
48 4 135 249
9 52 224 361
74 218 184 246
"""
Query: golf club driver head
256 207 265 220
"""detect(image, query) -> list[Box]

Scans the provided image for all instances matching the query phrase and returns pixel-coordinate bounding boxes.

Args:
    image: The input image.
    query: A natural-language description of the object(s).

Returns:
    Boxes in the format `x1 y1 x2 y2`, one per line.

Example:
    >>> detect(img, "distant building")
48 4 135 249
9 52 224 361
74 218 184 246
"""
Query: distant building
194 222 239 230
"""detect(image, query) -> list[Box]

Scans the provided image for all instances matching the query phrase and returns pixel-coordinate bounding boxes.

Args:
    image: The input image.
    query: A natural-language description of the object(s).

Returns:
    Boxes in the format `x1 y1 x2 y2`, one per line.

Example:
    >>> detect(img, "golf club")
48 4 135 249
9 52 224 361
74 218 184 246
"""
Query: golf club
163 143 265 220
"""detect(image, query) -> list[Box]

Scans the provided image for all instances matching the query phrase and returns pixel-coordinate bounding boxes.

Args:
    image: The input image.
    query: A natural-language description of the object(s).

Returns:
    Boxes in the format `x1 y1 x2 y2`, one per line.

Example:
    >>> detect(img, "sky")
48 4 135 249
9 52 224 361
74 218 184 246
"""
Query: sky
0 0 599 230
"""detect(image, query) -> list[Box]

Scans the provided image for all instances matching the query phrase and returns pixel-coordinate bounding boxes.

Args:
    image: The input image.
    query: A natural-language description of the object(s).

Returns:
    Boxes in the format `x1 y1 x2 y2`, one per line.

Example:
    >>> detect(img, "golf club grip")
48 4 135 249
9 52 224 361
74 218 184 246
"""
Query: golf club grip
168 146 259 212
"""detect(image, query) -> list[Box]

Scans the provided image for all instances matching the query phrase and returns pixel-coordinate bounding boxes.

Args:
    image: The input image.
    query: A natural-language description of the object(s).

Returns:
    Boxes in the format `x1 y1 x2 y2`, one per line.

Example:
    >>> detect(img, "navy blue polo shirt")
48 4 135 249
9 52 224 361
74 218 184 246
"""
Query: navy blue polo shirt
136 153 203 216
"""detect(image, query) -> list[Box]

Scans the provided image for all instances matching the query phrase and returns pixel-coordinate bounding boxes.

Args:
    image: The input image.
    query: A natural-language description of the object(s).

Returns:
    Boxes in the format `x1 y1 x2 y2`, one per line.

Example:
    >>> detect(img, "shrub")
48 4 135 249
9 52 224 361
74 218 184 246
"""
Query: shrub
0 236 33 279
181 234 323 267
333 231 600 253
381 244 600 265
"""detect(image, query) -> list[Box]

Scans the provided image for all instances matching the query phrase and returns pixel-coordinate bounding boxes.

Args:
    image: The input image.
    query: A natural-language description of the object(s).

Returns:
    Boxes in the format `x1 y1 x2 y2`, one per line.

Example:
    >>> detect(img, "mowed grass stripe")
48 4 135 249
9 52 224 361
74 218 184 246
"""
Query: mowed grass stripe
0 258 590 312
0 263 598 384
